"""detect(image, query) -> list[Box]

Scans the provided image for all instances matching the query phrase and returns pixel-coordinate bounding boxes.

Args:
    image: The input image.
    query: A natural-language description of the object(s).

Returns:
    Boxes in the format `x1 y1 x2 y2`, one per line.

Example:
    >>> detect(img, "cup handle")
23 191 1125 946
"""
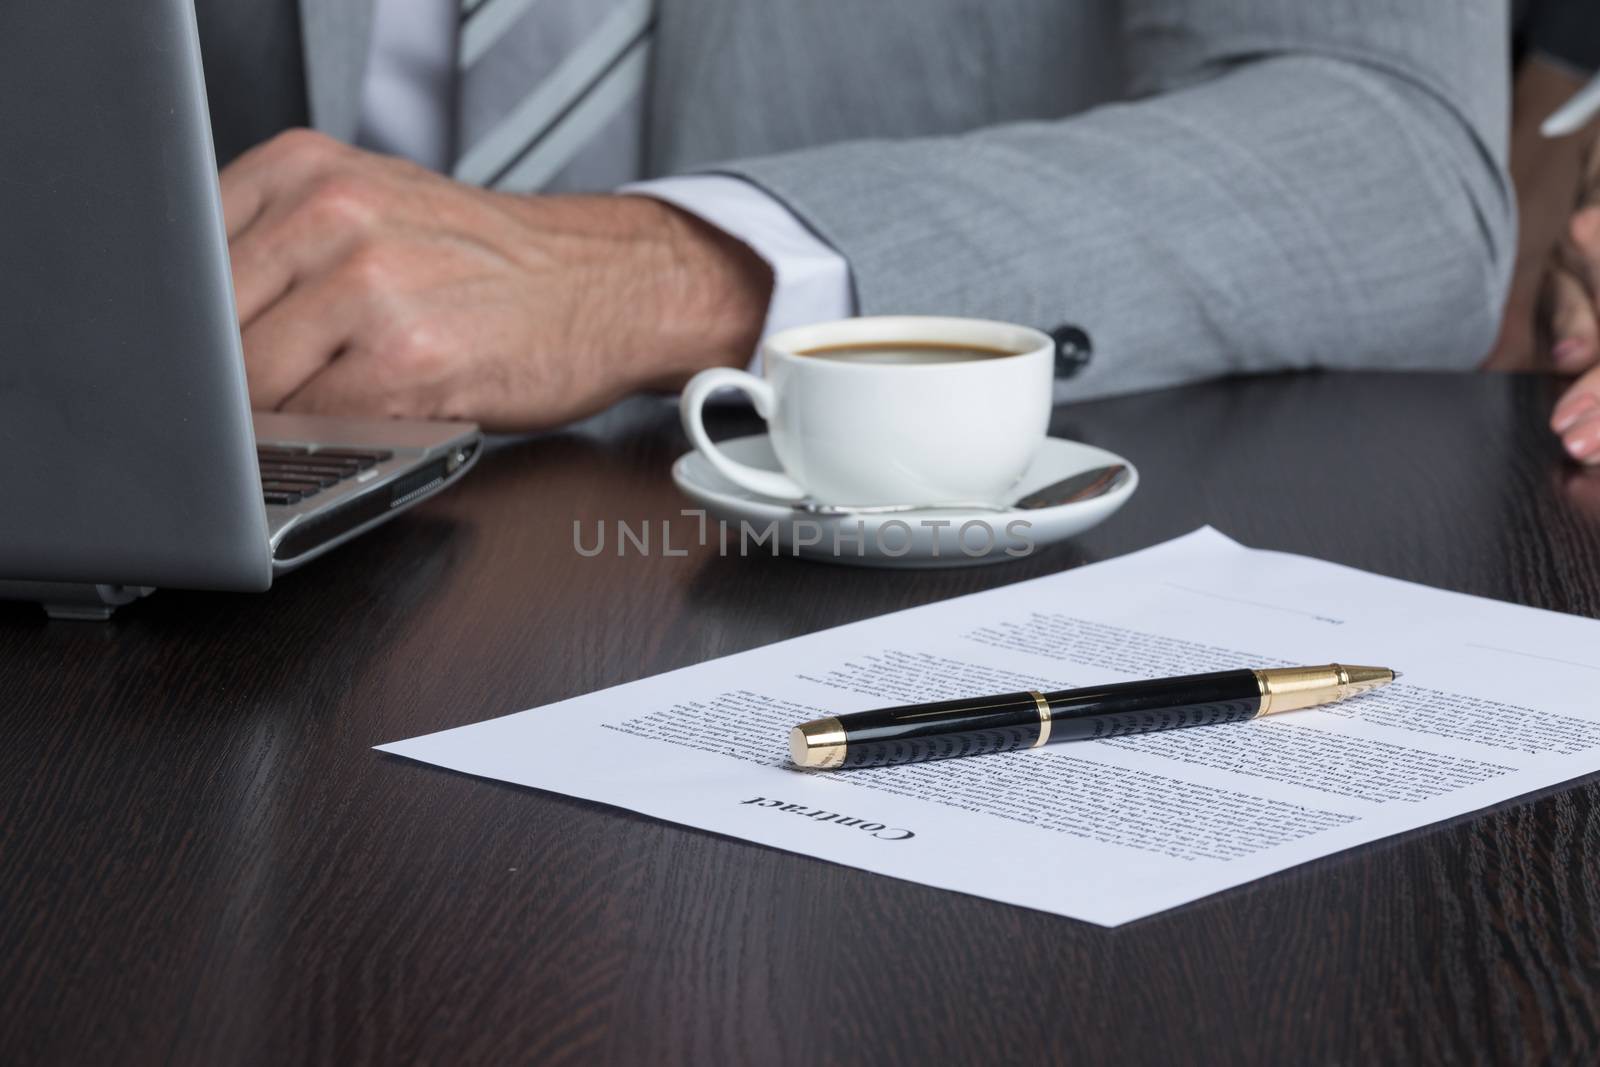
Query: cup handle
680 368 808 502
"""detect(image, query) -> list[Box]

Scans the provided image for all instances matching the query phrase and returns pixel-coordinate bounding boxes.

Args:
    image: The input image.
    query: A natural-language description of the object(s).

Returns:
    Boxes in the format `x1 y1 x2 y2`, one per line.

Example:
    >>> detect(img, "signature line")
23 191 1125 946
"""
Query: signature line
1463 643 1600 674
1162 583 1345 624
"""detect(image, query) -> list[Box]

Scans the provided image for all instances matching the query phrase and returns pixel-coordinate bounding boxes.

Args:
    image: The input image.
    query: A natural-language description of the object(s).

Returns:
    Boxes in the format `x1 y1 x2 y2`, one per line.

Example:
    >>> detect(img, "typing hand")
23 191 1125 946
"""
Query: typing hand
220 130 770 431
1546 140 1600 463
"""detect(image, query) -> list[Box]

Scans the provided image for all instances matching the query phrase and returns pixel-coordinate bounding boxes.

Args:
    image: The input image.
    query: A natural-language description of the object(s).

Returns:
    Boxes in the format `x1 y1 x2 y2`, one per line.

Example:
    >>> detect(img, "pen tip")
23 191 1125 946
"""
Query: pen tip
1337 665 1394 687
1391 671 1403 680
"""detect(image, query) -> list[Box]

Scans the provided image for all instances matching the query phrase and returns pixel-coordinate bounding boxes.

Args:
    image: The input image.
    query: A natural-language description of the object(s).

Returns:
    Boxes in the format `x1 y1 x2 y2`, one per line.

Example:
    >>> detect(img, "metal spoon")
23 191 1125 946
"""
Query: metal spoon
797 463 1130 516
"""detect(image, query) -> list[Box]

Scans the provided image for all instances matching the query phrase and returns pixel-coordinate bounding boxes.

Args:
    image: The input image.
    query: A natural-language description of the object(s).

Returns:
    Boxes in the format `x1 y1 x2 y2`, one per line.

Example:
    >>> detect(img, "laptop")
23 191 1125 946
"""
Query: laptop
0 1 482 620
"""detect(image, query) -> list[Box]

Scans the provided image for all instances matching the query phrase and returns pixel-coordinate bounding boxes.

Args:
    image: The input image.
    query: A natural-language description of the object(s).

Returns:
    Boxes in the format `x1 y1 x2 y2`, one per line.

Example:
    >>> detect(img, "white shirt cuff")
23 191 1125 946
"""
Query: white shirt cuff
622 174 855 370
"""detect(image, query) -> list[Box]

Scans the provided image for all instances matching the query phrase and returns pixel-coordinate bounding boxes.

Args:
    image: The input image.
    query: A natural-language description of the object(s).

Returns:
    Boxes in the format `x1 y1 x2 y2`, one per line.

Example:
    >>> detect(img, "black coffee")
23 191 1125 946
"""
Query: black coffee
796 341 1020 365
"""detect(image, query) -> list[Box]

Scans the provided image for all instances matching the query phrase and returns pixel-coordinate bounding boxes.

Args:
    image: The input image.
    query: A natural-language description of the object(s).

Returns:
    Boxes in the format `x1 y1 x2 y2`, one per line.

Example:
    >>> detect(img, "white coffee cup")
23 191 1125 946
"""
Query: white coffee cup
679 316 1054 506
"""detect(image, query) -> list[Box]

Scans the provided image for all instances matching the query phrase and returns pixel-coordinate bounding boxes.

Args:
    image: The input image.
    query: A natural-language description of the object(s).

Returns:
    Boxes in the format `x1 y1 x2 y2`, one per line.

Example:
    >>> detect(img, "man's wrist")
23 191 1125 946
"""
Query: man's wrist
497 192 772 404
621 195 774 389
623 175 857 377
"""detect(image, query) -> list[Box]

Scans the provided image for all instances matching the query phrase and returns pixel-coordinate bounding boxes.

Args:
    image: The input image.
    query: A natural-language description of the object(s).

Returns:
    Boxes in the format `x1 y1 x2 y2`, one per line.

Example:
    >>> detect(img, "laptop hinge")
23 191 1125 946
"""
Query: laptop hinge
0 581 155 621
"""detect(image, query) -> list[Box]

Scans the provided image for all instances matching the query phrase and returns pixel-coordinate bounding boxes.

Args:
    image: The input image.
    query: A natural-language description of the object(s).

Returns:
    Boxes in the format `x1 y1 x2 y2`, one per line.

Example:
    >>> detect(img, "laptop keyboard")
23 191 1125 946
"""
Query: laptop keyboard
257 445 394 507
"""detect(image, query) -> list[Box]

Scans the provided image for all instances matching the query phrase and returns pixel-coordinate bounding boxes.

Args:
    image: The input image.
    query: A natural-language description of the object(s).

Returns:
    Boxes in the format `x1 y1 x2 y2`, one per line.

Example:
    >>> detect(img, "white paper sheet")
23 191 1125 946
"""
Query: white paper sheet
378 528 1600 926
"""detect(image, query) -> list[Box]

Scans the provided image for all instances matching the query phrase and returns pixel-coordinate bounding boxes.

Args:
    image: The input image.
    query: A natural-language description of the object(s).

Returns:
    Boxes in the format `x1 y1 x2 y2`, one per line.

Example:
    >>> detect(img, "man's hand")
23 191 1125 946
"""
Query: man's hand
1545 139 1600 463
221 129 772 431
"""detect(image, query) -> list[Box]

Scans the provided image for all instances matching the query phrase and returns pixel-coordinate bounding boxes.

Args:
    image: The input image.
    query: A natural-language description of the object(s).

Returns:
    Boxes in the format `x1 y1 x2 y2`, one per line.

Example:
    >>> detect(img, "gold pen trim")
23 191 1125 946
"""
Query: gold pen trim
789 716 847 769
1029 690 1051 748
1253 664 1395 717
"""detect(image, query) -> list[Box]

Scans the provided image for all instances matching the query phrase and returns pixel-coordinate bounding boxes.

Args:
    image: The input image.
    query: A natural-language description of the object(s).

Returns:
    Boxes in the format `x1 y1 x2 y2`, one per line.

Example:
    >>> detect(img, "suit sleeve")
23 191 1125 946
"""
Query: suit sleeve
708 0 1513 399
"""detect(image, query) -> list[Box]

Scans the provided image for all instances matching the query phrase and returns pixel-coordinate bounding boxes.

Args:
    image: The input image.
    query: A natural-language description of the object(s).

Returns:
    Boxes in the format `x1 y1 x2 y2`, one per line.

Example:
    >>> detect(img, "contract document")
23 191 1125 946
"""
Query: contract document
380 528 1600 926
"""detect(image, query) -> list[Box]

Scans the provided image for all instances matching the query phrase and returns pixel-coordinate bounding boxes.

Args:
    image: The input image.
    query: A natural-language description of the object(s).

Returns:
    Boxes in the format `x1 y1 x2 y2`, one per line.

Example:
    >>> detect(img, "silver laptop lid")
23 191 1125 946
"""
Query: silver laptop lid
0 0 271 590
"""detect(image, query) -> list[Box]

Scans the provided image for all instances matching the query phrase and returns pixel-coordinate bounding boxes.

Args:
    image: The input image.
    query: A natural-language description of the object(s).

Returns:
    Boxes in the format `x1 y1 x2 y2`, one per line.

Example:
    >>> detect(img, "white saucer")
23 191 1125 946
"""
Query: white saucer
671 435 1138 568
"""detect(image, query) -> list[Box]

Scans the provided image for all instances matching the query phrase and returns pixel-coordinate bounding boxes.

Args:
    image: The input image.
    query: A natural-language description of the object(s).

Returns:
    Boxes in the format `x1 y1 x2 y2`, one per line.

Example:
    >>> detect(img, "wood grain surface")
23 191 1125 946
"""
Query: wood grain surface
3 372 1599 1066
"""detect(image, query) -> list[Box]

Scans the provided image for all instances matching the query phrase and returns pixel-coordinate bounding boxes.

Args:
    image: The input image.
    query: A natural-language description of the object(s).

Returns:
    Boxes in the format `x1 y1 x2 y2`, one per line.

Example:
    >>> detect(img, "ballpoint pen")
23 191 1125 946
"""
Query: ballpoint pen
789 664 1396 769
1543 72 1600 138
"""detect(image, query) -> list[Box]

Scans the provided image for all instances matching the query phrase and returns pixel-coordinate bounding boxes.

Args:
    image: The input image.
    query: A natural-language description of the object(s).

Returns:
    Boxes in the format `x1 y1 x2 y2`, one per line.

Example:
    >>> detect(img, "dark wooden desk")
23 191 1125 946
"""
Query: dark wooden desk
5 372 1600 1066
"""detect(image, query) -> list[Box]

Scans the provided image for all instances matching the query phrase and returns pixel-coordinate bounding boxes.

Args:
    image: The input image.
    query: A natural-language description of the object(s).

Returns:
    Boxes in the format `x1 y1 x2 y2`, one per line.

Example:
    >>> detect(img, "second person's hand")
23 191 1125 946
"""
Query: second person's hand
1545 141 1600 462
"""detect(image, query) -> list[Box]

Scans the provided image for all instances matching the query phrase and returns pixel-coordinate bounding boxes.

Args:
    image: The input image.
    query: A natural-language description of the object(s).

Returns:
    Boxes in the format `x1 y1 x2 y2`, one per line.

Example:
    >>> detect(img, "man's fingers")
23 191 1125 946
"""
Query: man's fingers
223 131 375 327
220 129 345 238
240 275 364 410
277 346 410 420
228 182 375 327
1542 265 1600 373
279 303 468 421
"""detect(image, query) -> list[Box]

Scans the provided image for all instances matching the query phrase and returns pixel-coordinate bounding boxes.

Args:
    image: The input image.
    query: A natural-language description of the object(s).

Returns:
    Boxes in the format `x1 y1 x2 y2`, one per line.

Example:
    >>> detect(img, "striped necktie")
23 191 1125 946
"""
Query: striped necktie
453 0 655 194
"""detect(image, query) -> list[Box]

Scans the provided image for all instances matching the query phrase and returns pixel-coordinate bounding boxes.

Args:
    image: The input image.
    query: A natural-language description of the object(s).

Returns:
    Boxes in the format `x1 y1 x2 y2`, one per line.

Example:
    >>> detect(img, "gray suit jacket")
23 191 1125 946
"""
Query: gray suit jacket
299 0 1512 400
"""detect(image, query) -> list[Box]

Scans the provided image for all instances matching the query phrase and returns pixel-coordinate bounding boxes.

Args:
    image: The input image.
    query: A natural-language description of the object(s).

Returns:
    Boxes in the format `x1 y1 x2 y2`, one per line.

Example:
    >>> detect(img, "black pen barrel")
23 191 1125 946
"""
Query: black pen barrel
827 669 1262 769
1042 669 1262 741
833 691 1048 768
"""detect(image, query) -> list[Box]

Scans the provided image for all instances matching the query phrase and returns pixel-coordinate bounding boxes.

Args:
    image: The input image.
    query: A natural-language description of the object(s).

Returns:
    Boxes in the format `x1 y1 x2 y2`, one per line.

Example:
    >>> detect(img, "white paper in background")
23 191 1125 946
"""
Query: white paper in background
379 528 1600 926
